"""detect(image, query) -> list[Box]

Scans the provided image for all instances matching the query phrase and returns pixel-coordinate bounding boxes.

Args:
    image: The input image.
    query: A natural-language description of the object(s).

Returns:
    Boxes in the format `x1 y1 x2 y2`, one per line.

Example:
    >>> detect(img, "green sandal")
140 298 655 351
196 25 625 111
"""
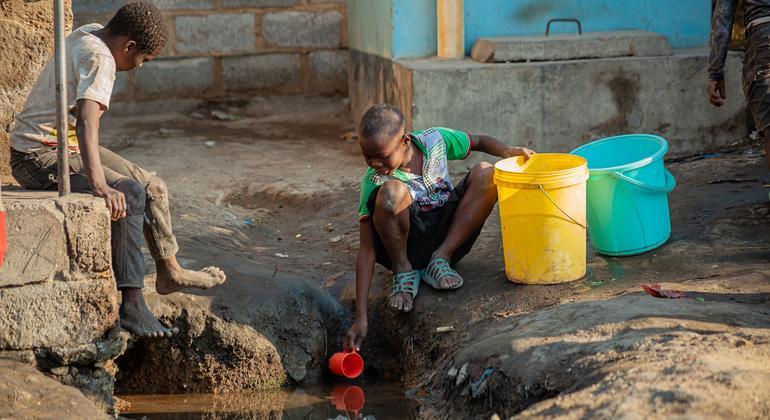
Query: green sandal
390 270 420 311
421 258 464 290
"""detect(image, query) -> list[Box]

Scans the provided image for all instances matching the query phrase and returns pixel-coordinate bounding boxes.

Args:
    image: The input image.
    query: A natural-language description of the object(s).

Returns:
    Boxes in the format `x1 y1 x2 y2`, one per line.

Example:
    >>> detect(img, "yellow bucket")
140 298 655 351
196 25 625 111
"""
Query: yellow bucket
494 154 589 284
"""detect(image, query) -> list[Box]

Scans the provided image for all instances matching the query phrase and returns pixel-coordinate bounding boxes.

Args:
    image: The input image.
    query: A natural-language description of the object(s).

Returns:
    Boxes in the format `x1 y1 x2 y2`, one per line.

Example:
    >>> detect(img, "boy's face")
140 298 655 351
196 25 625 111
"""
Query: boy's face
360 127 410 176
115 40 160 71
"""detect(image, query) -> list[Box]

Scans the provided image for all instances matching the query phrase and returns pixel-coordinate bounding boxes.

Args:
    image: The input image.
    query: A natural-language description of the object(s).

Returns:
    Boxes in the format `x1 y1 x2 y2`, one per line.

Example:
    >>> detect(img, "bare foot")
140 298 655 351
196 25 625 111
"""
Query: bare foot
119 288 178 338
155 255 226 295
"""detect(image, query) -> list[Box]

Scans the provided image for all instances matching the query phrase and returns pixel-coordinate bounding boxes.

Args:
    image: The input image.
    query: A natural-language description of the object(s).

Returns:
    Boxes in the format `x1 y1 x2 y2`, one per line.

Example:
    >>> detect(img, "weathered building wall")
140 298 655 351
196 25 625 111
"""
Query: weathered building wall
73 0 348 101
0 0 72 176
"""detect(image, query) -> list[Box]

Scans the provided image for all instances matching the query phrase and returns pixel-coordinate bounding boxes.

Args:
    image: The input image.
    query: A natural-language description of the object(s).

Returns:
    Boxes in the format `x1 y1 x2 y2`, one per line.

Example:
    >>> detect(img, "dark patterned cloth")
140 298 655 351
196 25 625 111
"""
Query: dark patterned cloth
709 0 770 80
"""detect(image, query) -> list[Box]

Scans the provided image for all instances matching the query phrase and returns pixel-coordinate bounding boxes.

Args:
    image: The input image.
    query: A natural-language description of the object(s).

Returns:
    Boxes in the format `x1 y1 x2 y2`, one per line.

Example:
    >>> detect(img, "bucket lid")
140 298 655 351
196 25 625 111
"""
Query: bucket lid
571 134 668 173
494 153 588 188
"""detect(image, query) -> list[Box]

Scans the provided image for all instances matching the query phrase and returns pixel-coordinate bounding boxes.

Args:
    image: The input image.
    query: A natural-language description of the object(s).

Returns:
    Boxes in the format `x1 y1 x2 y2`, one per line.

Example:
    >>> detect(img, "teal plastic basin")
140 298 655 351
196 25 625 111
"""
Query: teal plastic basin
571 134 676 256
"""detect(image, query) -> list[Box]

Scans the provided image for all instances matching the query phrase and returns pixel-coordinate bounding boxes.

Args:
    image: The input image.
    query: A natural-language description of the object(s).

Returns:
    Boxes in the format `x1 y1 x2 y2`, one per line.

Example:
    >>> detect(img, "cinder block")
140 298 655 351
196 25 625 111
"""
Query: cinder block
175 13 256 54
135 57 216 95
73 0 213 14
222 53 300 90
222 0 299 7
262 11 341 48
309 50 347 81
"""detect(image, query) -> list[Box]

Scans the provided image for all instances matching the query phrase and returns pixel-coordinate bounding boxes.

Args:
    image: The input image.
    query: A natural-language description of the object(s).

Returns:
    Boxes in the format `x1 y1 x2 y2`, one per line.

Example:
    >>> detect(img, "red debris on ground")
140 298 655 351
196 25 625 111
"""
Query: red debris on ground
640 283 687 299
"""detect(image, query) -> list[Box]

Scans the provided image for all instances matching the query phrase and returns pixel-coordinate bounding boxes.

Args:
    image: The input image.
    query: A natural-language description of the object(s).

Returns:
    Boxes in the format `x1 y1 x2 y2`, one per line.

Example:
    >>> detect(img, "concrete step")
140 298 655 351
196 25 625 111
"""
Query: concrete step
471 31 672 63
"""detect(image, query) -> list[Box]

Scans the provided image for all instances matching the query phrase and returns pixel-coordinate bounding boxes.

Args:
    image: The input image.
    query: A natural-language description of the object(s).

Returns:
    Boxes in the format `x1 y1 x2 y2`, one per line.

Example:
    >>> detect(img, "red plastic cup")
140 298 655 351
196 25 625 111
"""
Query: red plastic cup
329 349 364 378
330 385 365 411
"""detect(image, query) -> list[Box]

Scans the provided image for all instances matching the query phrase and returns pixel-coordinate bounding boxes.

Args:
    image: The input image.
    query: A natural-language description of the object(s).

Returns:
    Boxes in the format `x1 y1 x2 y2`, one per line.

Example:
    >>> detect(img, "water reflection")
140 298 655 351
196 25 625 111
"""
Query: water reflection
119 382 416 420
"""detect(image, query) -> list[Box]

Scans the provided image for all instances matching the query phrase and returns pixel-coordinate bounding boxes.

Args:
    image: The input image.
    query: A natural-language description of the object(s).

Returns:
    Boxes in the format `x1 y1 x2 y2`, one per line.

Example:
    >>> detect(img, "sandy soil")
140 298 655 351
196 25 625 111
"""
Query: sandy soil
98 95 770 418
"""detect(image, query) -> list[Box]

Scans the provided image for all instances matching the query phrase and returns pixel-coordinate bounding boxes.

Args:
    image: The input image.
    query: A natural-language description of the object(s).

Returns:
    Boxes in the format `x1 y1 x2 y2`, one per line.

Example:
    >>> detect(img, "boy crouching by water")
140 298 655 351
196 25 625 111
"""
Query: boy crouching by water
344 104 534 350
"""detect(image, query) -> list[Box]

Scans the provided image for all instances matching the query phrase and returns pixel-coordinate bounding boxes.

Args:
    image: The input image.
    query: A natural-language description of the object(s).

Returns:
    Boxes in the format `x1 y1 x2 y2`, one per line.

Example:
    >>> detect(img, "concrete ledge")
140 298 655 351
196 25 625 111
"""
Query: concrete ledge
350 48 746 155
471 31 673 63
0 191 117 349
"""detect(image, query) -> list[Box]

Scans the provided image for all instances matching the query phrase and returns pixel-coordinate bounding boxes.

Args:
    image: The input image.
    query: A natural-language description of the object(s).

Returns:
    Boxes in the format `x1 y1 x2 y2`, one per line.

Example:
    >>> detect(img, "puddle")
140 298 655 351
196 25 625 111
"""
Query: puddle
118 382 416 419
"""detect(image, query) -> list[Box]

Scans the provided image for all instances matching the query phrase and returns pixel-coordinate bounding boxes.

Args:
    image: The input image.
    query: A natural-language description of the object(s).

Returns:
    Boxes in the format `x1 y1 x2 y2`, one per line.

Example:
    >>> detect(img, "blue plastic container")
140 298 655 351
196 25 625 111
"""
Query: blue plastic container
571 134 676 256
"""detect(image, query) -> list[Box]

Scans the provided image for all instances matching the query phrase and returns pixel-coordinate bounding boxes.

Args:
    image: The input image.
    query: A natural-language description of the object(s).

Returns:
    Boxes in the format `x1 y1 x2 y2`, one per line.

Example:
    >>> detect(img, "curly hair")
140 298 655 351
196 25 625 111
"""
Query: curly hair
106 1 168 54
359 104 405 141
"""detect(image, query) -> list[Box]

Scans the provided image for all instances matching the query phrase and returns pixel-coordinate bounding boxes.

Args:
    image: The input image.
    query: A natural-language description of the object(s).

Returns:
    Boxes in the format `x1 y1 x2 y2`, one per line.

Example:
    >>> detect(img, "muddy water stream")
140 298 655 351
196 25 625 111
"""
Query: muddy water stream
119 383 416 419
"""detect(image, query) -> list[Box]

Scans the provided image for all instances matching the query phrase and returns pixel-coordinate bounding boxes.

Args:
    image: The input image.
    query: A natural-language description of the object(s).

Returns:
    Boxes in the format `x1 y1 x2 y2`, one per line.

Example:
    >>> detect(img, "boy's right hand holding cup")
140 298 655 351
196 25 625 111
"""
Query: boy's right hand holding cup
344 318 368 351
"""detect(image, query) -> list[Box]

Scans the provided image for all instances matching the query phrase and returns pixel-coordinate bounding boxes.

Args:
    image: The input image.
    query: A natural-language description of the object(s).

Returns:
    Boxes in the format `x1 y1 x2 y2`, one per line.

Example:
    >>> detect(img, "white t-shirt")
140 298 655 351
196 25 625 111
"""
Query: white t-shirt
11 24 116 153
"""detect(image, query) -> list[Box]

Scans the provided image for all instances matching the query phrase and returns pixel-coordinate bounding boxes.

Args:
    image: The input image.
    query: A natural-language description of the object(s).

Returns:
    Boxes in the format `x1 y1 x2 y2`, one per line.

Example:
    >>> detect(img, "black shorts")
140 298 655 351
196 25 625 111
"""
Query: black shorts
744 22 770 133
366 174 483 271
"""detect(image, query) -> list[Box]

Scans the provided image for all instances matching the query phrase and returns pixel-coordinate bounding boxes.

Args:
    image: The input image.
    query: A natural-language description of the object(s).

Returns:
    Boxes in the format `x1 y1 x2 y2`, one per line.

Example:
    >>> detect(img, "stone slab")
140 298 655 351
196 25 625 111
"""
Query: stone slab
0 198 67 287
0 192 111 286
0 277 117 350
471 31 673 63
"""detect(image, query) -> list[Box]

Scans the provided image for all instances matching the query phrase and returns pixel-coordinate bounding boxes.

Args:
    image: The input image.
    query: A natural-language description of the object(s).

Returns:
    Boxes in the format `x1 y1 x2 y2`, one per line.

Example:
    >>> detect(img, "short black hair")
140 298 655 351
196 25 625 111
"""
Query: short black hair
106 1 168 54
359 104 405 141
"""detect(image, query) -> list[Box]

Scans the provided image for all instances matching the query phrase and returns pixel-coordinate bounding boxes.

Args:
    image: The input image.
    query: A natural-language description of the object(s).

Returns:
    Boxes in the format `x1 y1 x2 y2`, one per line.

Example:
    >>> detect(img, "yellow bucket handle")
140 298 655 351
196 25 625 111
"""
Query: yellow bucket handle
538 185 587 229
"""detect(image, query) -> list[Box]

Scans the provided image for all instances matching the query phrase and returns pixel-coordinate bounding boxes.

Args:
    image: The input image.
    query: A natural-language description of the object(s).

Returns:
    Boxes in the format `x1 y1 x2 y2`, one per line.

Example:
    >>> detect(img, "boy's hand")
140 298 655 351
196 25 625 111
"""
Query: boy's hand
708 79 726 107
502 147 536 161
92 185 127 220
344 318 368 351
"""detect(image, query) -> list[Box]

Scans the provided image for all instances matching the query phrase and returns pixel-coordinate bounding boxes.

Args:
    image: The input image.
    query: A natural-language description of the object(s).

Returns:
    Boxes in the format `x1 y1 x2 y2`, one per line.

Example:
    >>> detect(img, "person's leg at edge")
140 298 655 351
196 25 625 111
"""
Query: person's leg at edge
94 146 226 294
111 178 178 338
762 127 770 169
141 175 226 294
372 180 415 312
431 162 497 288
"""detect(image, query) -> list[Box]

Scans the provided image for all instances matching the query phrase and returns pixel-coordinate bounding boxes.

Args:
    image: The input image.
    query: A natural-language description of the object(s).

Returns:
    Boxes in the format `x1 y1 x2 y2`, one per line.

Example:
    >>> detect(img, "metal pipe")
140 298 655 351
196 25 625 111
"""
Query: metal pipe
54 0 70 196
437 0 464 59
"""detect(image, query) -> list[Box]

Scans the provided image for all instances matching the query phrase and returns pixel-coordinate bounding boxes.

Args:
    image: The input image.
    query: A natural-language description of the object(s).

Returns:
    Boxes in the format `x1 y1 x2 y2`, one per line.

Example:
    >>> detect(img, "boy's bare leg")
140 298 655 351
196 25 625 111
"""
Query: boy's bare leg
373 180 415 312
120 288 177 338
155 256 226 295
432 162 497 288
137 175 226 294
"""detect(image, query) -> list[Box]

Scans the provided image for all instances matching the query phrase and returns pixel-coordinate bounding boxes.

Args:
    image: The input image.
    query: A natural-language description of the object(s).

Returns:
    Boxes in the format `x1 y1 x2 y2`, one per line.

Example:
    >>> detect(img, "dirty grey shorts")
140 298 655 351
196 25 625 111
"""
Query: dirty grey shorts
744 22 770 133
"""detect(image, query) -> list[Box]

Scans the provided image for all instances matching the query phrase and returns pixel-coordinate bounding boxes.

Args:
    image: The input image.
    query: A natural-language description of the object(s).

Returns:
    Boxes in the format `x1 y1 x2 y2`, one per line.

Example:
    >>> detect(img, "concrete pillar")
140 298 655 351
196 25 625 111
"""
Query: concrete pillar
437 0 464 59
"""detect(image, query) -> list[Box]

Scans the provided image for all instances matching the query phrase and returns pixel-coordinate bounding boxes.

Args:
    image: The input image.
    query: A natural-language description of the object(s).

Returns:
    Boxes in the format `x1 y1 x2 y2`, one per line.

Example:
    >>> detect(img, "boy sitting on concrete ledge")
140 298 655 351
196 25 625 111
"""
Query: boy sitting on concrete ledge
9 2 225 338
344 104 534 350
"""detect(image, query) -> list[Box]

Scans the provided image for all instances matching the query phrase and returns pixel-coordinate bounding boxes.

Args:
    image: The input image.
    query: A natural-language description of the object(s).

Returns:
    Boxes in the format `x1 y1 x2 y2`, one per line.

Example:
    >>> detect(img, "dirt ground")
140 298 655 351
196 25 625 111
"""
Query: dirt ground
98 96 770 418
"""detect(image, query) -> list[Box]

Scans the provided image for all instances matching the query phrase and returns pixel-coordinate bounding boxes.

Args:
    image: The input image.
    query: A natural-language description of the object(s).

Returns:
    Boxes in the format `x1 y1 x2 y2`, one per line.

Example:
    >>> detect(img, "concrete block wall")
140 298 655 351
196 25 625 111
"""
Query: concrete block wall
73 0 348 101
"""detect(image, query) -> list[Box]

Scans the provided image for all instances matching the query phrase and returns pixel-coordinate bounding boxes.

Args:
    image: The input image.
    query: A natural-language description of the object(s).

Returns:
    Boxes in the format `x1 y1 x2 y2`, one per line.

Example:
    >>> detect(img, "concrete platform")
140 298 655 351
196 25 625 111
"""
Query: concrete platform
471 31 672 63
0 190 121 411
349 48 746 155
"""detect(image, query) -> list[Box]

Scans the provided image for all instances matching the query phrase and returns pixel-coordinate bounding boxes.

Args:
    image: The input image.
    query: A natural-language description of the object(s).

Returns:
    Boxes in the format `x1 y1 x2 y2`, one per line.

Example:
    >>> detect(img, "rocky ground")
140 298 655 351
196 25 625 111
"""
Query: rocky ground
0 359 108 419
97 96 769 418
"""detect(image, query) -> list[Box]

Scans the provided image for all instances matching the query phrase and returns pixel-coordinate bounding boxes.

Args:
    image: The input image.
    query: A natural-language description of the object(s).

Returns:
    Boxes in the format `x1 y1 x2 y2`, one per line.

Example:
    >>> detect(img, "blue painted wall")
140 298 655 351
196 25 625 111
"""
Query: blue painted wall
392 0 437 59
348 0 711 59
464 0 710 52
